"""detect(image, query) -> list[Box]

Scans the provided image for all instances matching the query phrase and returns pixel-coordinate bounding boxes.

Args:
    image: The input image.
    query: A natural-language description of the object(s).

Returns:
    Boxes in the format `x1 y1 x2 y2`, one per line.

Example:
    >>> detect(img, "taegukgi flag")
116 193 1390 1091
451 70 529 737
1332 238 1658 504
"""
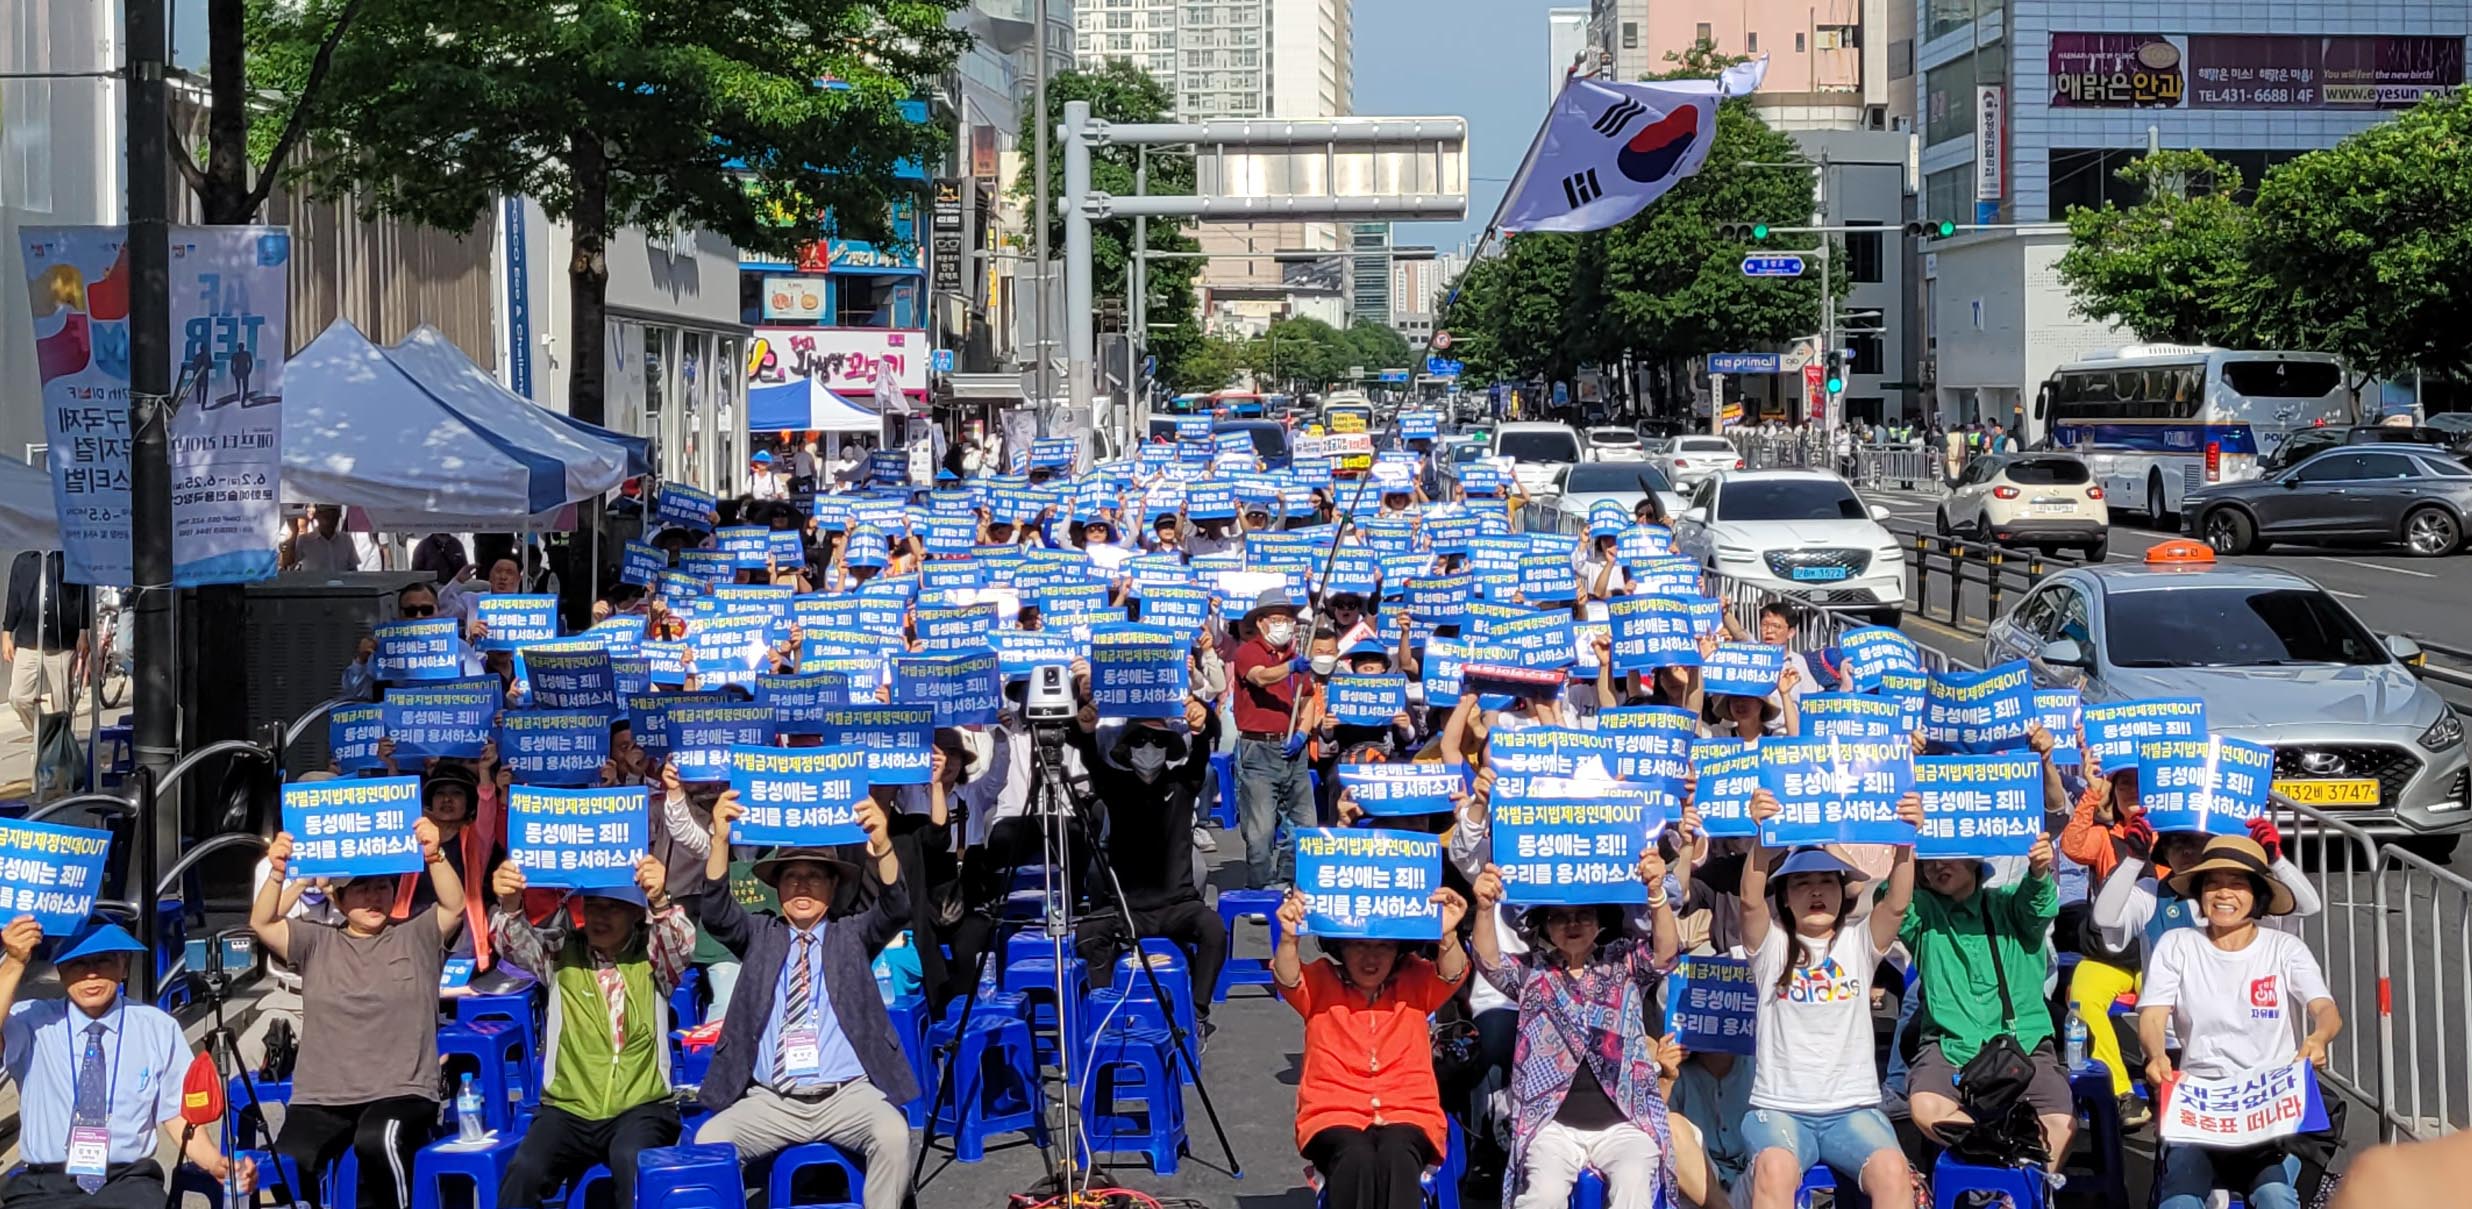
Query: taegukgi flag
1497 59 1769 234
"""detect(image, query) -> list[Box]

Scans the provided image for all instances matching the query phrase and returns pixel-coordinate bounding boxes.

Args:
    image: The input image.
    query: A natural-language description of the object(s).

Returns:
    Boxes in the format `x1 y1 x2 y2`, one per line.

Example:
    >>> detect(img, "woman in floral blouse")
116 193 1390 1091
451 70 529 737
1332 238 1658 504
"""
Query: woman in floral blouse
1468 847 1688 1209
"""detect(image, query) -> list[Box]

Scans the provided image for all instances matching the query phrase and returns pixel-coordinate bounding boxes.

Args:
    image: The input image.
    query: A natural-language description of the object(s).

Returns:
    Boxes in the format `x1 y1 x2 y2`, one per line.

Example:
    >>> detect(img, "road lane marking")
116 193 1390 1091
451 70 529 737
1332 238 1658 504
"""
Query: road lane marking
2320 557 2436 579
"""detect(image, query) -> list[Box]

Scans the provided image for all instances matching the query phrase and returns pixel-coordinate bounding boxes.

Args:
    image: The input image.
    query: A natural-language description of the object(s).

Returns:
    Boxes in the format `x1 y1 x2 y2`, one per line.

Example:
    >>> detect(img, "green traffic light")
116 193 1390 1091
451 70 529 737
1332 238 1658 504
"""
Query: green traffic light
1826 376 1845 393
1934 220 1956 237
1750 223 1770 241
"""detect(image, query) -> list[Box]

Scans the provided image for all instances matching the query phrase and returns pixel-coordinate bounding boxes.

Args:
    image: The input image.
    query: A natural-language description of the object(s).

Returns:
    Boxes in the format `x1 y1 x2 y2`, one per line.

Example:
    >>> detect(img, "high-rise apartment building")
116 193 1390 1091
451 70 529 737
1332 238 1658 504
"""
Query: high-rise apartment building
1548 7 1592 94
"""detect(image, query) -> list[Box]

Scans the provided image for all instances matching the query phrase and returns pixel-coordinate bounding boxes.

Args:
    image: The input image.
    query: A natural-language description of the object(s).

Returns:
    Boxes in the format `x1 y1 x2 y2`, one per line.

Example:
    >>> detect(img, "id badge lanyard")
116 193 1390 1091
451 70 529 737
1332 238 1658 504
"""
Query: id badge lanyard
778 928 830 1079
63 1005 128 1179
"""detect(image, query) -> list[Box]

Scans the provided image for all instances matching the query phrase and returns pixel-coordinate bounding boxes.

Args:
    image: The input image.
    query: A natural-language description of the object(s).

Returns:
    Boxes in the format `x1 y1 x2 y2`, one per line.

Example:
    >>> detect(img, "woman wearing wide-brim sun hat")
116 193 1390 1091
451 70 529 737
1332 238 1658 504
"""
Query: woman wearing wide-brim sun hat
2138 833 2340 1209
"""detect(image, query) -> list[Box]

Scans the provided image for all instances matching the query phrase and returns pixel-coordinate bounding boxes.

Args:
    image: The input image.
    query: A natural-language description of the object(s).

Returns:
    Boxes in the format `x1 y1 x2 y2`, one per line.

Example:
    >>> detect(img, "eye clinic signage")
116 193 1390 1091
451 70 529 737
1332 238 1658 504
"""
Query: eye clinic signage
2051 33 2465 109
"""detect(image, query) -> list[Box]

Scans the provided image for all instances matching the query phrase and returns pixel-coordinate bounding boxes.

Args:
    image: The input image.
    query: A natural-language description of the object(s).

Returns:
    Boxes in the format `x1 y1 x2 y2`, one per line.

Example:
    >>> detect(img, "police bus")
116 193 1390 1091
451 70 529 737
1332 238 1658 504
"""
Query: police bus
2033 345 2355 521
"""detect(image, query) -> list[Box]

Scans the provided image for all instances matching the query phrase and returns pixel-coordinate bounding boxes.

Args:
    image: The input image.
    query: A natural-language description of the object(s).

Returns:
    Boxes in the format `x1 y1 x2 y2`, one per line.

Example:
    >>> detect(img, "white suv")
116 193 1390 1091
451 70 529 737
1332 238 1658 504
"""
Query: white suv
1672 469 1907 624
1664 435 1743 488
1938 452 2111 559
1491 422 1585 498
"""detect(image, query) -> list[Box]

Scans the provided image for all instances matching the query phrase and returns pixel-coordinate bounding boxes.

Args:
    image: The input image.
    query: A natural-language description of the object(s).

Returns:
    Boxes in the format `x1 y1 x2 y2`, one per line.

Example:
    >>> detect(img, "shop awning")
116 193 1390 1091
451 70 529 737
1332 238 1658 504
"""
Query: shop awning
747 375 880 433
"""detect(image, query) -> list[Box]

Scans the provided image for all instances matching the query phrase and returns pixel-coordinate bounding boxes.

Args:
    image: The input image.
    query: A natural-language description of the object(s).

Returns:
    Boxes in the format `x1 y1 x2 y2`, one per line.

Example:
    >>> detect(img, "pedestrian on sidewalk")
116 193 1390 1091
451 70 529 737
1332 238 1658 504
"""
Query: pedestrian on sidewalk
4 550 86 735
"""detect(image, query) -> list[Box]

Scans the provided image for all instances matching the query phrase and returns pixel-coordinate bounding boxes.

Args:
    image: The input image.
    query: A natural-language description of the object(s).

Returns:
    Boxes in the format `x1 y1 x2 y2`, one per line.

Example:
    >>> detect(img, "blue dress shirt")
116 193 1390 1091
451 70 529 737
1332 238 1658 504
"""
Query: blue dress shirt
3 997 191 1165
754 920 865 1090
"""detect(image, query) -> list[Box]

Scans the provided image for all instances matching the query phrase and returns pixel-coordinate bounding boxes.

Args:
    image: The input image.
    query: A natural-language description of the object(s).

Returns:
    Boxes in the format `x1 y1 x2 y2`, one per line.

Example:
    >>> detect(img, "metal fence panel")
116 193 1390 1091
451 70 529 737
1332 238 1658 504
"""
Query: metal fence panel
2373 846 2472 1140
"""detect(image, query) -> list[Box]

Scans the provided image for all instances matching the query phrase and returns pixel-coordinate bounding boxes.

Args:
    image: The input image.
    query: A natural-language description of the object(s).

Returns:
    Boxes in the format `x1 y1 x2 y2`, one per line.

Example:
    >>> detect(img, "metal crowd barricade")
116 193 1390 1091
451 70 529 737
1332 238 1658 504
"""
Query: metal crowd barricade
1854 443 1946 497
2267 800 2400 1135
2371 844 2472 1140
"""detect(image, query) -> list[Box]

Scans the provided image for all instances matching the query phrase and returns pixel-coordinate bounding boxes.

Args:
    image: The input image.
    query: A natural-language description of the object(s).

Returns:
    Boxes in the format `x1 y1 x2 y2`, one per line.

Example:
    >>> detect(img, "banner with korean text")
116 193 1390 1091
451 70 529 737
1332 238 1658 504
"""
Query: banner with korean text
1296 828 1445 940
726 746 872 845
507 786 650 889
0 819 113 932
281 777 424 878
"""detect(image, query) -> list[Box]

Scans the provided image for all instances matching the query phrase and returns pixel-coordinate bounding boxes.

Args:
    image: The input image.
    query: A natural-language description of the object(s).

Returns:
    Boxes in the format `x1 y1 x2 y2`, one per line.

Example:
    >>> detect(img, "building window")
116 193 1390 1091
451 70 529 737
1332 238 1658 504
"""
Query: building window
1795 32 1806 53
1747 32 1758 52
1847 334 1884 376
1109 33 1131 49
1107 12 1129 27
1846 220 1883 283
1924 165 1970 228
1890 38 1914 79
1622 22 1638 49
1695 22 1711 46
1923 51 1987 146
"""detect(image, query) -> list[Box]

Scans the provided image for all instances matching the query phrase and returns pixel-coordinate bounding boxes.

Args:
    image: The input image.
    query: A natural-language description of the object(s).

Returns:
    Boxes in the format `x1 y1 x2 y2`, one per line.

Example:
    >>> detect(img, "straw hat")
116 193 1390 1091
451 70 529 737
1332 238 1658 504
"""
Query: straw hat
2164 835 2297 917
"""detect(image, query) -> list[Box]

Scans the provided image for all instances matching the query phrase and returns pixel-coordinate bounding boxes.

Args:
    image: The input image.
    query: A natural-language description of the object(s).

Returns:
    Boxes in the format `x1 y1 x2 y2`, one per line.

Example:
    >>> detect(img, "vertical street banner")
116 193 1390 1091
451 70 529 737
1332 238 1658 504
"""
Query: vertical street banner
280 777 424 878
725 745 872 845
506 786 651 889
20 225 289 586
1295 827 1445 940
0 819 114 932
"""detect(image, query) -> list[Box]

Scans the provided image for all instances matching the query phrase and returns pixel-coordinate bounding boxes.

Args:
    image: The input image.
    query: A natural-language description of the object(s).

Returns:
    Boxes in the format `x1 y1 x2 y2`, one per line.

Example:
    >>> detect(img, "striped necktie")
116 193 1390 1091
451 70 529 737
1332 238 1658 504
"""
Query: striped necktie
72 1020 107 1192
776 932 815 1081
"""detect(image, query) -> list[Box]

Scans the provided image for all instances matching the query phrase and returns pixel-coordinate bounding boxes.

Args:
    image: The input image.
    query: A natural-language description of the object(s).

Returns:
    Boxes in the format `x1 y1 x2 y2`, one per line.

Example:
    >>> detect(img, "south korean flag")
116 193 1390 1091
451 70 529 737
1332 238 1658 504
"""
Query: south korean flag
1498 59 1769 235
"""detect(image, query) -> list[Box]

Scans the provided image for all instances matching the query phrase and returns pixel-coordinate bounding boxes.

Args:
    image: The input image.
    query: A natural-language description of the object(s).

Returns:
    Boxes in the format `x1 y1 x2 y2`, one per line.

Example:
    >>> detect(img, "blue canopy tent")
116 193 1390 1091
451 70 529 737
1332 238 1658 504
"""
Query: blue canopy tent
747 374 880 434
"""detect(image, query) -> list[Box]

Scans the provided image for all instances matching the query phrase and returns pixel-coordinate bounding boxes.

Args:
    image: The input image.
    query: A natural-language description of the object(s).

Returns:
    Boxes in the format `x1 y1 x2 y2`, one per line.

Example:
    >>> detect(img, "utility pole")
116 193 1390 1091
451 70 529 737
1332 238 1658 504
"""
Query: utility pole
1817 149 1835 431
1031 0 1051 433
125 0 180 959
1130 147 1147 443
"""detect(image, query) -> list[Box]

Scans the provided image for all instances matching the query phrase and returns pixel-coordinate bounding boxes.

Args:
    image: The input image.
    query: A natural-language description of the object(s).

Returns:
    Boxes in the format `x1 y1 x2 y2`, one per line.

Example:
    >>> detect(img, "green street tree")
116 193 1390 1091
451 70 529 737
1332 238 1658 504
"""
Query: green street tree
1343 320 1414 378
1251 316 1353 395
1018 61 1211 394
2054 150 2264 347
258 0 964 425
2246 92 2472 382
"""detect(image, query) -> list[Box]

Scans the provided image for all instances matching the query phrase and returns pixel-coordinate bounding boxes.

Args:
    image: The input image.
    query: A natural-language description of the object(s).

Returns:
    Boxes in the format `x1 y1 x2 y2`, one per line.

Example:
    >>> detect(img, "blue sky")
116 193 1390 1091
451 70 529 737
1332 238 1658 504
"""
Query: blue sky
1354 0 1565 253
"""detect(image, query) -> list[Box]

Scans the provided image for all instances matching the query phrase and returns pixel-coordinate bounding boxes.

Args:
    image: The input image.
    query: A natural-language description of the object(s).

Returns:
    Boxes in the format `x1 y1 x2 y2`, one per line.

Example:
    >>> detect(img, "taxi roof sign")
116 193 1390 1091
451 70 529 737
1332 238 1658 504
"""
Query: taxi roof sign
2144 539 2217 567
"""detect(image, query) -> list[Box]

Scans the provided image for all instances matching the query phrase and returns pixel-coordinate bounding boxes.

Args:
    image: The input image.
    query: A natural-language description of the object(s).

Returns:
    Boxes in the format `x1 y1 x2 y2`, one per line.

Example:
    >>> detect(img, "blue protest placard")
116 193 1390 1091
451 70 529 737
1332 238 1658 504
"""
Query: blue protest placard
1615 524 1674 566
280 777 424 878
1802 693 1907 741
1840 626 1922 691
667 704 777 782
1758 737 1916 847
1089 625 1189 720
1661 955 1758 1056
711 583 794 625
1606 595 1701 672
726 746 872 846
499 710 612 787
1133 585 1210 632
1914 755 2044 858
1702 643 1786 698
586 616 646 656
1877 670 1928 733
642 640 691 687
895 649 1002 726
1485 726 1616 785
2083 698 2207 772
1692 741 1761 838
1632 556 1703 597
1031 436 1079 471
1458 463 1505 497
995 630 1084 681
768 529 807 565
677 548 735 583
1483 612 1577 671
1295 827 1444 940
524 644 618 714
690 614 776 688
919 514 975 557
1517 552 1576 603
620 541 667 587
757 674 840 735
1425 513 1479 555
1335 763 1464 817
1598 705 1698 784
819 704 935 784
505 786 650 889
1924 660 2035 753
624 692 725 757
1466 535 1524 596
914 602 998 654
375 618 465 682
2034 688 2082 766
1405 574 1472 628
1492 783 1662 905
1399 411 1439 441
653 483 718 532
381 685 496 760
330 704 387 774
0 819 113 933
1327 673 1407 727
2139 736 2274 835
474 595 559 651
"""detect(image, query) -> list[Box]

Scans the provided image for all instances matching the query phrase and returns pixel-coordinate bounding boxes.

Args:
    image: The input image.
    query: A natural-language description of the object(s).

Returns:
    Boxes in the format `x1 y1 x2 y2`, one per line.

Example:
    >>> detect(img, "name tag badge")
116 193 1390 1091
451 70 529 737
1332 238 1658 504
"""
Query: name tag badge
782 1029 822 1077
66 1125 110 1178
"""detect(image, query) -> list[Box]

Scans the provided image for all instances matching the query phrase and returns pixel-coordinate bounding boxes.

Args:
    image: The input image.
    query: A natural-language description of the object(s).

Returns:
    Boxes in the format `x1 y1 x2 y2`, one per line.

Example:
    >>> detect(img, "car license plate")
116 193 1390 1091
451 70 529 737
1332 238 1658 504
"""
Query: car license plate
2032 499 2073 514
1791 566 1851 582
2272 778 2381 807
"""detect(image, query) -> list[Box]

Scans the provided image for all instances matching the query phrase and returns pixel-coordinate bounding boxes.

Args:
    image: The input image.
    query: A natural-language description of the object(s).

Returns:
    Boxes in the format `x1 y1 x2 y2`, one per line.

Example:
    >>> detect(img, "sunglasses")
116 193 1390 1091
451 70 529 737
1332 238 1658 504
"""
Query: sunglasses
401 604 437 618
1126 731 1178 750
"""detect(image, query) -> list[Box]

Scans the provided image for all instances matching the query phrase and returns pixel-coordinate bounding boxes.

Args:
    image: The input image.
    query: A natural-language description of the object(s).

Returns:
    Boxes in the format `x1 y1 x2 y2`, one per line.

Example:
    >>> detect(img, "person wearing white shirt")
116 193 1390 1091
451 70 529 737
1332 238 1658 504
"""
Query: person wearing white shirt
288 506 384 573
2137 835 2339 1209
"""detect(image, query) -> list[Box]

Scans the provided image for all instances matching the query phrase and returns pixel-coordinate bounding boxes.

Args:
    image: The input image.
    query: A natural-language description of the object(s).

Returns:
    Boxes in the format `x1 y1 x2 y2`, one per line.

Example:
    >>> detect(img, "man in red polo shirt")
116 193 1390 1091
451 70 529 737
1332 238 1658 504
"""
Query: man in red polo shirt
1229 588 1315 888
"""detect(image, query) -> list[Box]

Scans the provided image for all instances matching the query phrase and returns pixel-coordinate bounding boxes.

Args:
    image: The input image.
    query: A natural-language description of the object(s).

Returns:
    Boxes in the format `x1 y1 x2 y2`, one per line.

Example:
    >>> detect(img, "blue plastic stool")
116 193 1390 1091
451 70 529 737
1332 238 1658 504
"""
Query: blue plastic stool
226 1074 292 1150
1930 1153 2048 1209
563 1163 613 1209
436 1020 522 1131
632 1143 740 1209
2069 1059 2131 1207
1007 954 1087 1068
152 898 188 1006
246 1148 356 1209
412 1133 524 1209
885 993 934 1128
669 965 705 1027
766 1141 866 1209
1572 1168 1604 1209
1111 941 1195 1079
1213 888 1284 1002
932 1014 1049 1163
671 1029 717 1090
1209 751 1236 828
94 723 133 790
455 989 541 1106
1434 1118 1464 1209
1795 1162 1869 1209
1080 1024 1186 1174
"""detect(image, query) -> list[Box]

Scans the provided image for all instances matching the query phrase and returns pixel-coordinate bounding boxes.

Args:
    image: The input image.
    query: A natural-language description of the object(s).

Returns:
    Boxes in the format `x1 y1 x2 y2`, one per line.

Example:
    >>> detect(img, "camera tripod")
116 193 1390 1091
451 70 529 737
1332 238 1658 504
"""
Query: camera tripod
190 928 301 1209
908 719 1241 1201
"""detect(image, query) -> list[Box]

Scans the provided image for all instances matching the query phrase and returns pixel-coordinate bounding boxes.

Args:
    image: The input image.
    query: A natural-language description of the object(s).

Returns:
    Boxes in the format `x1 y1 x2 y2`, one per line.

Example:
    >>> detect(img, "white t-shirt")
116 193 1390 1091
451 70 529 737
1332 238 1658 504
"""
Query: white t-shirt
1749 922 1882 1112
2140 926 2331 1079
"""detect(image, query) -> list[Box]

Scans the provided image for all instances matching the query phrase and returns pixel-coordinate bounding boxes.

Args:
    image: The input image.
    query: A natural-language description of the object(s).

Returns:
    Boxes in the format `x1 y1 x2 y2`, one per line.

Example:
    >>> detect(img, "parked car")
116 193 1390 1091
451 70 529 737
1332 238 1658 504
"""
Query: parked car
1585 427 1649 462
1490 421 1586 498
2261 423 2460 472
1529 461 1685 533
1937 452 2112 558
1671 469 1905 624
1982 546 2468 849
1663 435 1743 489
1211 419 1292 470
2181 444 2472 557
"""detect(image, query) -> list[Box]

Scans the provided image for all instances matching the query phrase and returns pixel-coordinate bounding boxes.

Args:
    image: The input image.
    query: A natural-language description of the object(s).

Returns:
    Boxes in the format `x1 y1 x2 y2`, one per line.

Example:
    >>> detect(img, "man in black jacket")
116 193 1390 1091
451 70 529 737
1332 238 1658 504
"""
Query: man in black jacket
1069 708 1226 1034
3 550 85 734
690 792 914 1209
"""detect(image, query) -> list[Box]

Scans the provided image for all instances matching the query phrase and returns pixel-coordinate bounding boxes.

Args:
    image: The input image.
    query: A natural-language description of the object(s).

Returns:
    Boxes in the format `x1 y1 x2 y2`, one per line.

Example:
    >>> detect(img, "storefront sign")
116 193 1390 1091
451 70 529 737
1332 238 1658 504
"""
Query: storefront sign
747 326 927 402
2050 33 2188 107
2054 33 2463 109
761 276 828 320
1975 85 2004 200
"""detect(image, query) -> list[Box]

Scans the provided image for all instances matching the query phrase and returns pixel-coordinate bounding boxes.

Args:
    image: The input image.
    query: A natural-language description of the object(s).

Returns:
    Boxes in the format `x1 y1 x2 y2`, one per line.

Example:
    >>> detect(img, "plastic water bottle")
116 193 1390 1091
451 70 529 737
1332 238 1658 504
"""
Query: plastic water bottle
2064 1001 2090 1073
455 1073 487 1143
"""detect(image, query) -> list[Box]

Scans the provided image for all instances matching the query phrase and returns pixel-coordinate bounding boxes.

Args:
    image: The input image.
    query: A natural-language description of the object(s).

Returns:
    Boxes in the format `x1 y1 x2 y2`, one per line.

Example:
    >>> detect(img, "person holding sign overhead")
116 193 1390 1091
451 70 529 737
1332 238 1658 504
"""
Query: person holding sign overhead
690 790 914 1208
2138 836 2340 1209
1231 589 1316 889
1737 788 1923 1209
1274 883 1472 1209
1465 851 1709 1209
487 854 692 1209
251 816 465 1209
0 915 256 1209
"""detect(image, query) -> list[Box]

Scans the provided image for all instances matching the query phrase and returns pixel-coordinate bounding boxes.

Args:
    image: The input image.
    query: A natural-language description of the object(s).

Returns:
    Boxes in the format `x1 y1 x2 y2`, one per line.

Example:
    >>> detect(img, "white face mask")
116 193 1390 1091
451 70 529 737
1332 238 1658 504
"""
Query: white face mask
1129 746 1168 778
1310 653 1338 677
1259 619 1296 648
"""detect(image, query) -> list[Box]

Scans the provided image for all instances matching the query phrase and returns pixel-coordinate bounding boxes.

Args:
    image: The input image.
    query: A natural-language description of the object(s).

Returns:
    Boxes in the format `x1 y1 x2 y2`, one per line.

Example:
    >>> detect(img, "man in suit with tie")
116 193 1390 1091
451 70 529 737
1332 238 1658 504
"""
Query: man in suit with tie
691 790 914 1209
